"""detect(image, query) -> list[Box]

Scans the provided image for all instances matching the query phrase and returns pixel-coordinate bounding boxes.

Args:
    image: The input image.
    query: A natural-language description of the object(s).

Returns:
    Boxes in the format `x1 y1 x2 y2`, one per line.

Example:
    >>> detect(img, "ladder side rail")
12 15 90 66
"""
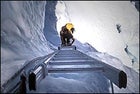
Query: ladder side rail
89 59 127 89
1 51 58 93
75 49 127 88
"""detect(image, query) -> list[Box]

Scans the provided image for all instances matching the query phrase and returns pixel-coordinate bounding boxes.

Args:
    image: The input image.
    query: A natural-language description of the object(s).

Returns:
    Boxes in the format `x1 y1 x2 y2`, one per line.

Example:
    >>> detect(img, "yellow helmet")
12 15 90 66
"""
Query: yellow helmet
65 23 74 31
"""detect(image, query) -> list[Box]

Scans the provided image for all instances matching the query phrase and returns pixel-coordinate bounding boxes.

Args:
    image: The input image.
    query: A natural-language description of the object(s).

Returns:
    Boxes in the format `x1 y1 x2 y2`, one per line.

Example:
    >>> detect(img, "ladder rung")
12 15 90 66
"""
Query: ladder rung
57 51 80 54
56 53 81 56
52 58 92 60
48 67 104 73
49 59 96 63
48 61 98 65
54 55 84 57
52 57 89 59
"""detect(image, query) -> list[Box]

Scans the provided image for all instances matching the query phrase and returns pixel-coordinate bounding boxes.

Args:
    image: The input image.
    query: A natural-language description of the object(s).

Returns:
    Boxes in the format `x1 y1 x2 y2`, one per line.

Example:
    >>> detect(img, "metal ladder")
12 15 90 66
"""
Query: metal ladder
1 46 127 93
46 46 104 73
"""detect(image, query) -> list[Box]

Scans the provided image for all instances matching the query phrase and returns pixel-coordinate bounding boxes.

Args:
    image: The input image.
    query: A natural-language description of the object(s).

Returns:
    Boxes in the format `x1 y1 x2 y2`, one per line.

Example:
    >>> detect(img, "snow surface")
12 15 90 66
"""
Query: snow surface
1 1 139 93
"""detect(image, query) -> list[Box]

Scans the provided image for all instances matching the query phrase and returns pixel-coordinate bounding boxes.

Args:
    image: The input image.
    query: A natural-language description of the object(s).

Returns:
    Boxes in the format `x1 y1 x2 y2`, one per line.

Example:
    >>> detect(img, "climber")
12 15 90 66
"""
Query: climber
60 23 75 46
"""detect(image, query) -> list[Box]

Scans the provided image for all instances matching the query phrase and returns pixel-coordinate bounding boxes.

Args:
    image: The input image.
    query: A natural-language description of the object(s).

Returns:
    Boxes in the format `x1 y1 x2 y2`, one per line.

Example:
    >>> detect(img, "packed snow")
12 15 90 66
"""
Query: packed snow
1 1 139 93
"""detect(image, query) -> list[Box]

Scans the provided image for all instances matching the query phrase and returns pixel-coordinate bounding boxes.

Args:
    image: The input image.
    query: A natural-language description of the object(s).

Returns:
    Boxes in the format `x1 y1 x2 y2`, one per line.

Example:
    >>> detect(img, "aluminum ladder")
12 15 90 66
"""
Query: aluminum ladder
46 46 104 73
1 46 127 93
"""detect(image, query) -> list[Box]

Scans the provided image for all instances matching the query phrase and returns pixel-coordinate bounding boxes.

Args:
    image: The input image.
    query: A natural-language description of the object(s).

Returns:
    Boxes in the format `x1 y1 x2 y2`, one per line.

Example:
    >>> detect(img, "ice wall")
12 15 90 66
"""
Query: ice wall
1 1 53 85
43 1 61 46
